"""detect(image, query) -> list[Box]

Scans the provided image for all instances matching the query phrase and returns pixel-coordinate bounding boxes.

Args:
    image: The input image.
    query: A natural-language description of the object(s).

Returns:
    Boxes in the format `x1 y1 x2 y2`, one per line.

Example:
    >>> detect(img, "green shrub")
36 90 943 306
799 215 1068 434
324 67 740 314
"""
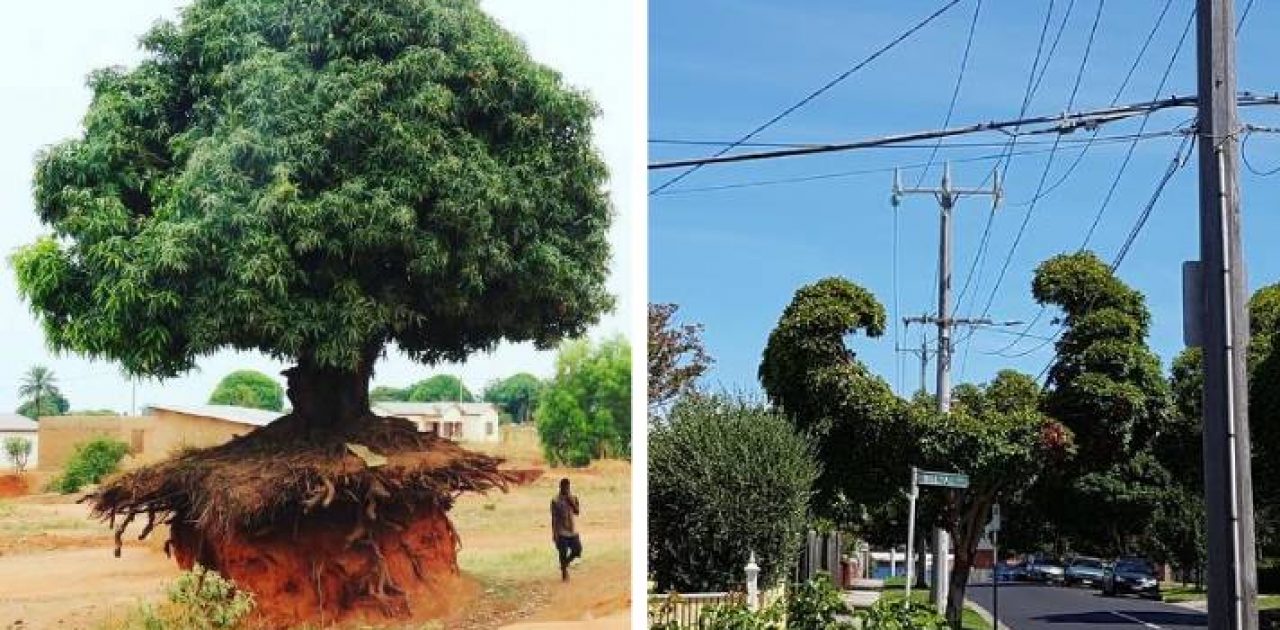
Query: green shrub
649 394 818 592
166 564 255 629
856 599 947 630
787 573 851 629
54 438 130 493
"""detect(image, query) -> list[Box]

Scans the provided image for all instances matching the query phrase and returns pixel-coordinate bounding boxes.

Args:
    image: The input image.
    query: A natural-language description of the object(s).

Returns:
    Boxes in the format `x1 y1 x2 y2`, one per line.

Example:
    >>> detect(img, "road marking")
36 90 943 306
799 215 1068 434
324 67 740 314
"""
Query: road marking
1110 610 1162 629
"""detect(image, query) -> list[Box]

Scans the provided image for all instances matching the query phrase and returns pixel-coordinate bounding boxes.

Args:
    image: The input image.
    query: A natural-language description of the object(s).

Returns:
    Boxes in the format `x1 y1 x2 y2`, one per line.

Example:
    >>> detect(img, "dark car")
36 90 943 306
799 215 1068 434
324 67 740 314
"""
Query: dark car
994 562 1027 582
1025 554 1066 584
1102 558 1161 599
1064 557 1106 587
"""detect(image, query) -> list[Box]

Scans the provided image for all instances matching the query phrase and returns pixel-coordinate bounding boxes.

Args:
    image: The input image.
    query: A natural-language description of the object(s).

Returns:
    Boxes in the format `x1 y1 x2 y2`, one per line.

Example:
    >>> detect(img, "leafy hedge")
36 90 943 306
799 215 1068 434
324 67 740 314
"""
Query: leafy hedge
54 438 129 493
649 394 818 591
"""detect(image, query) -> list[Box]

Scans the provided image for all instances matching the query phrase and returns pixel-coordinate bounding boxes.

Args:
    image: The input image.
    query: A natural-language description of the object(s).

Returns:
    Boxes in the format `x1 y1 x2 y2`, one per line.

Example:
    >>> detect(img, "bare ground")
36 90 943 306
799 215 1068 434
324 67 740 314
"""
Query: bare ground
0 436 630 630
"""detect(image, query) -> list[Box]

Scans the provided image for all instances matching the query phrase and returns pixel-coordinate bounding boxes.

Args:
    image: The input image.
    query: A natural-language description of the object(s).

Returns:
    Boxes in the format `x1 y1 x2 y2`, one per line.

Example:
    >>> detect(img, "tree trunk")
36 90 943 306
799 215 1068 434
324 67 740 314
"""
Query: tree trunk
946 490 996 630
284 346 380 429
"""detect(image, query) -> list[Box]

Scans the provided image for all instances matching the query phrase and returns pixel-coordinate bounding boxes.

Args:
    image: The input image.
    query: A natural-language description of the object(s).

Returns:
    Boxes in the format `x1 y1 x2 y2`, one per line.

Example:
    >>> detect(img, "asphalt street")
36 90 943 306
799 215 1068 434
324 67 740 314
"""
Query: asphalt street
966 582 1207 630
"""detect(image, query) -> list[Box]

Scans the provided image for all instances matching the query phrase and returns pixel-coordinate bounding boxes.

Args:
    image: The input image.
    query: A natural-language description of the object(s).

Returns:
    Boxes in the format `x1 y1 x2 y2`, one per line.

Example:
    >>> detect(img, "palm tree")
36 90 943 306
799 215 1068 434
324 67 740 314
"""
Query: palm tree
18 365 60 419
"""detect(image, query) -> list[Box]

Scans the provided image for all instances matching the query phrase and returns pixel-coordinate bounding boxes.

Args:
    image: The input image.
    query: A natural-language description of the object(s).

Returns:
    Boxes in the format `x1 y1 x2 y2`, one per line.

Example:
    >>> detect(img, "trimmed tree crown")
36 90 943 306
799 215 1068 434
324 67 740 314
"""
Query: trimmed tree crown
13 0 613 378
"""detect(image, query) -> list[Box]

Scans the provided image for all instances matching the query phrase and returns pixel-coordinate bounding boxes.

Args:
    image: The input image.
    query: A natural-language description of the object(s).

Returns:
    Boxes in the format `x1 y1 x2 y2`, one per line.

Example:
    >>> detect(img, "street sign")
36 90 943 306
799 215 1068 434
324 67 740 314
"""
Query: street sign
915 469 969 489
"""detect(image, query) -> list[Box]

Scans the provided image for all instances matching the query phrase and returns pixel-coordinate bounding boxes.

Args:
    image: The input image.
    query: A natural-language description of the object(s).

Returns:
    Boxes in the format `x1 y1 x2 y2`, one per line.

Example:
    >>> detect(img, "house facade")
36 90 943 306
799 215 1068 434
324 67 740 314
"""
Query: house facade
373 402 501 443
0 414 39 470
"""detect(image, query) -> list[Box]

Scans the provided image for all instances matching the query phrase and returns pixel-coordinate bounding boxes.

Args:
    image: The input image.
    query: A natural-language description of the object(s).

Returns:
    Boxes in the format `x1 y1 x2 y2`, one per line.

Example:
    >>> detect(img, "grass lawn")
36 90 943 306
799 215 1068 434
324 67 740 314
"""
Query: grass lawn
879 583 989 630
1161 583 1280 610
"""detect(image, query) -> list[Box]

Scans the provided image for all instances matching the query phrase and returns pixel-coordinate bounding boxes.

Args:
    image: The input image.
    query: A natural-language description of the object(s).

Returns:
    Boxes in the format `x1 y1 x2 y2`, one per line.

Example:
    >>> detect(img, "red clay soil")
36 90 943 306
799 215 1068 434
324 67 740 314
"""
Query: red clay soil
171 504 466 628
0 474 28 498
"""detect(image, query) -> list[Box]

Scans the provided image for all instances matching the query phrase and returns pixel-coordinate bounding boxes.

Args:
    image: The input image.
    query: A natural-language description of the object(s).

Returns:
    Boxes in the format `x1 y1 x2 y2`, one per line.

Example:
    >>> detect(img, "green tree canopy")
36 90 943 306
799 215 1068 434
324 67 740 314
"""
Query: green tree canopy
916 370 1072 627
759 277 906 525
16 365 68 419
11 0 613 428
1029 251 1172 555
648 303 712 420
482 372 544 423
405 375 473 402
648 394 818 592
536 336 630 466
369 386 408 402
208 370 285 411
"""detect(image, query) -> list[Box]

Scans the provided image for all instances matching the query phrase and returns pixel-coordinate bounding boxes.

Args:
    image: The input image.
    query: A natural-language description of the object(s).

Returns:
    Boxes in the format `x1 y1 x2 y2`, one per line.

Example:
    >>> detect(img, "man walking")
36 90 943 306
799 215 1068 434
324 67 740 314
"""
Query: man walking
551 477 582 581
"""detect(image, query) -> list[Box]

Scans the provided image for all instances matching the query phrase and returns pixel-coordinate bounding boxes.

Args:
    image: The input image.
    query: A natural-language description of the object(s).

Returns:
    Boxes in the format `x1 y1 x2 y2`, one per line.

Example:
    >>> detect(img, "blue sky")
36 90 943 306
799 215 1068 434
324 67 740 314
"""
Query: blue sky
650 1 1280 396
0 1 636 413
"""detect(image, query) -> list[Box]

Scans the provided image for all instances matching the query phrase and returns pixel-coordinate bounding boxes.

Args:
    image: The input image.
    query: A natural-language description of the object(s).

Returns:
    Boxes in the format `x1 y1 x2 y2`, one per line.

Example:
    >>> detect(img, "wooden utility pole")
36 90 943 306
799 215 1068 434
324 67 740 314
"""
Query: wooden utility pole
892 163 1001 612
1195 0 1258 628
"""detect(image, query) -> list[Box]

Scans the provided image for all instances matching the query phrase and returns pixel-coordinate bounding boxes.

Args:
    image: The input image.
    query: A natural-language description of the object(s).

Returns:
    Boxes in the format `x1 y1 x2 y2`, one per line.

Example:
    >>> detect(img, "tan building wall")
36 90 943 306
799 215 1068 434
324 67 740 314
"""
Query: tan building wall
37 415 153 472
146 409 261 458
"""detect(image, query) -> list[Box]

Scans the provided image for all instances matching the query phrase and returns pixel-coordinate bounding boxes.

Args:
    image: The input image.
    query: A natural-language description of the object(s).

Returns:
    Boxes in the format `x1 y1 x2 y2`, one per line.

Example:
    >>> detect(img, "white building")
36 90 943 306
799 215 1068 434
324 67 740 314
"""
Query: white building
0 414 39 470
373 402 501 443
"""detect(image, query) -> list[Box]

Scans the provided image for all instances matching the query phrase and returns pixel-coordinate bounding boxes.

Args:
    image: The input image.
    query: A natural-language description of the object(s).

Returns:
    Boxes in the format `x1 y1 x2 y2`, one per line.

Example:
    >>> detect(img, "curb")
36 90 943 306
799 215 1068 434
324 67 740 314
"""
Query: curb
965 598 1012 630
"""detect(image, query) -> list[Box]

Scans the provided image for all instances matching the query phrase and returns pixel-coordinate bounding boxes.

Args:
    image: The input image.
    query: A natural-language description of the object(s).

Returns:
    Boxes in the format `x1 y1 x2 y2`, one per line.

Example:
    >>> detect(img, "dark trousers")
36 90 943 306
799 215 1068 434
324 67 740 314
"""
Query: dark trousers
556 534 583 568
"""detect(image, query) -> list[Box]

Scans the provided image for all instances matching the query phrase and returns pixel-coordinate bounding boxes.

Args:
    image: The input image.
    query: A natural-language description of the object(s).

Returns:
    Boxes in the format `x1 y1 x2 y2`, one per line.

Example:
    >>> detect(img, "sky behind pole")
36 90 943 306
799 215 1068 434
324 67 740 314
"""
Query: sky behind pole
0 0 636 413
649 0 1280 396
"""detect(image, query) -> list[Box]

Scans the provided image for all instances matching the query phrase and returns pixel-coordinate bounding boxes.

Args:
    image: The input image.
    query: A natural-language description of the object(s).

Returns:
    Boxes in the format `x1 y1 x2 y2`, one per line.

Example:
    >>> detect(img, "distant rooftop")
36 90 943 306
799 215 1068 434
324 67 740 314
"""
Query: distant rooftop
0 414 38 432
373 401 498 417
147 403 282 427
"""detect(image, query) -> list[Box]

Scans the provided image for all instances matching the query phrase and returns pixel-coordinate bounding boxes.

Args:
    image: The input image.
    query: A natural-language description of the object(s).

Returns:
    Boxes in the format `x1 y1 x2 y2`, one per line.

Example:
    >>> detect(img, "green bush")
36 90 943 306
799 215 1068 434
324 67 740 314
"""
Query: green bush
123 564 255 629
53 438 129 493
856 599 947 630
787 573 851 629
649 393 819 592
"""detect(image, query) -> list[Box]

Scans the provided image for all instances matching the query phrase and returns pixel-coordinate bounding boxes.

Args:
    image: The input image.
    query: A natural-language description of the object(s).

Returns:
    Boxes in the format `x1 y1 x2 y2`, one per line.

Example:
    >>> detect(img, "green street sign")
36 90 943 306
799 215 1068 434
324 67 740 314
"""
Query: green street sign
916 469 969 489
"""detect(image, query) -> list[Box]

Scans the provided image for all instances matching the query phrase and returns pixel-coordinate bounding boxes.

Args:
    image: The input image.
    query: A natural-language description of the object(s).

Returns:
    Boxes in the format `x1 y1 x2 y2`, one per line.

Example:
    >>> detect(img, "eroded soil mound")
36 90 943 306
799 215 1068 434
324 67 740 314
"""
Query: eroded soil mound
0 474 28 498
86 413 524 626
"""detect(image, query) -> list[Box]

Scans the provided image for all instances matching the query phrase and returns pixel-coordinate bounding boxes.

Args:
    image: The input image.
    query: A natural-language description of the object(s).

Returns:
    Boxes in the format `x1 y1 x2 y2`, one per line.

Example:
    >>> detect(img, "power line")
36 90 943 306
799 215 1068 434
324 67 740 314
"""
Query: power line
971 0 1104 322
980 5 1196 359
648 0 964 195
948 0 1064 324
648 94 1272 170
915 0 984 187
650 131 1182 197
997 134 1195 365
1242 129 1280 176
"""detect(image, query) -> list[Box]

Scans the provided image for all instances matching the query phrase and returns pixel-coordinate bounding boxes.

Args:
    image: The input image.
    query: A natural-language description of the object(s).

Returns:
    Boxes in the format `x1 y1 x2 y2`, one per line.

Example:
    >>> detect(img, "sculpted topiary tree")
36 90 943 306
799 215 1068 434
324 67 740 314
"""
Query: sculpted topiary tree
11 0 611 623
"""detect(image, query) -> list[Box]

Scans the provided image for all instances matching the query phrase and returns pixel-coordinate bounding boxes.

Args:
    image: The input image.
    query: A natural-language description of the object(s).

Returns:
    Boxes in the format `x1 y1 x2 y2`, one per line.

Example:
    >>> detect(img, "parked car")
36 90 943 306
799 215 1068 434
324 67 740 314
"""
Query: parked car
1064 557 1106 587
994 562 1027 582
1025 554 1066 584
1102 558 1161 599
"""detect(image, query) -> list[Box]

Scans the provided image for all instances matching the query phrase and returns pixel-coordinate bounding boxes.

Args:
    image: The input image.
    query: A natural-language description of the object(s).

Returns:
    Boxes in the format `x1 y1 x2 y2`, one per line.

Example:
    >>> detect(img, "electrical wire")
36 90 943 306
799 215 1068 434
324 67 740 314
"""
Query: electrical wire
962 0 1176 357
648 0 963 195
915 0 984 187
650 134 1180 197
978 4 1195 360
1242 129 1280 176
1238 0 1257 33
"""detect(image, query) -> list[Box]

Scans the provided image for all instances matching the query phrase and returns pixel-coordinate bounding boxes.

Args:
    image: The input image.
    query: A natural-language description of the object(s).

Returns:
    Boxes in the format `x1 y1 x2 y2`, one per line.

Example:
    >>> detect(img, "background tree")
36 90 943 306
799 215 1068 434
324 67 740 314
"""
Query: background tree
208 370 285 411
758 277 907 530
917 370 1073 628
648 394 818 592
536 336 630 466
16 391 70 420
10 0 614 431
404 375 474 403
370 386 409 402
1030 251 1172 555
1166 282 1280 559
17 366 66 420
3 437 33 473
482 373 544 423
648 303 712 420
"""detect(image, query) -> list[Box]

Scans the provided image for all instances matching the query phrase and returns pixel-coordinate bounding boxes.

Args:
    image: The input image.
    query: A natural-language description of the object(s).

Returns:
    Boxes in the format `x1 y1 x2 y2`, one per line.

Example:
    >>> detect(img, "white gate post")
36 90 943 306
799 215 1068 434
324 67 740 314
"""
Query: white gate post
745 551 761 611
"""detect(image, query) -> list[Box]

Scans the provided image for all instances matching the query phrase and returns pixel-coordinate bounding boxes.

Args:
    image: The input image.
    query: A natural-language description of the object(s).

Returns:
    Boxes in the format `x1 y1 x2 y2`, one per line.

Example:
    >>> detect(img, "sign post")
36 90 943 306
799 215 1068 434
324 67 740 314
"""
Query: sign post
989 503 1001 630
905 467 919 602
903 468 969 605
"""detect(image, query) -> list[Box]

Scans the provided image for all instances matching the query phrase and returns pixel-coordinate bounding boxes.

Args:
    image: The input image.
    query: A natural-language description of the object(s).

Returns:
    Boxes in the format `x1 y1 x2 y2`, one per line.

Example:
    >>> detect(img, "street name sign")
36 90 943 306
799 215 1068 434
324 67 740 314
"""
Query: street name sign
915 469 969 489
